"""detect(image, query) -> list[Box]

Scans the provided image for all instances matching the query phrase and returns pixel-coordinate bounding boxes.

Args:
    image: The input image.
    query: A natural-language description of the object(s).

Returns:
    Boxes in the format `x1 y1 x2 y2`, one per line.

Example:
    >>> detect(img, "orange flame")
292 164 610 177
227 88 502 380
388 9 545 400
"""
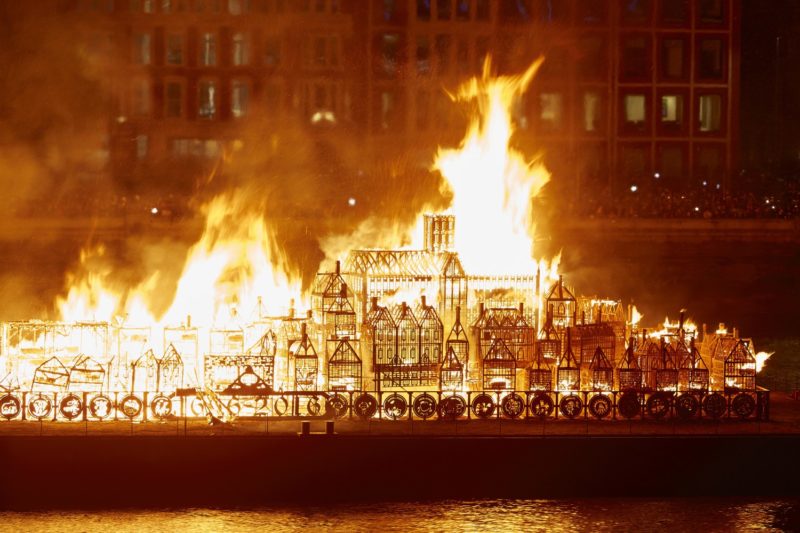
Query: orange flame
433 56 555 276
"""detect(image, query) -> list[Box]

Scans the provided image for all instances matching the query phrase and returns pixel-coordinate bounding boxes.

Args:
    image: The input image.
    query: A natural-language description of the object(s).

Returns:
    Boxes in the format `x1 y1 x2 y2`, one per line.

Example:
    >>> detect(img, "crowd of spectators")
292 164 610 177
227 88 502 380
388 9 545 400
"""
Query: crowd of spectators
10 171 800 221
568 172 800 220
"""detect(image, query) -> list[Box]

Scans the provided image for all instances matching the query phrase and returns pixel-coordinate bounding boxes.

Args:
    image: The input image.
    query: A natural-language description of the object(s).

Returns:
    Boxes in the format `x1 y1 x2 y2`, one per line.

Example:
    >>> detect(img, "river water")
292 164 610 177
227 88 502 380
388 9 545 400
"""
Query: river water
1 499 799 531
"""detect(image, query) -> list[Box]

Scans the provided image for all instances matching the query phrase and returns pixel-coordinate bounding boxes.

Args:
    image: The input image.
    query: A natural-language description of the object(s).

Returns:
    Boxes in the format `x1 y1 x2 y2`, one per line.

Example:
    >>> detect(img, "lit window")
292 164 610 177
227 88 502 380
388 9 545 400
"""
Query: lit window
134 33 151 65
583 92 601 132
264 37 281 66
661 95 683 125
698 95 722 132
624 94 646 124
232 33 249 66
165 82 183 117
166 34 183 65
198 80 217 119
135 135 148 159
200 33 217 66
161 0 171 12
231 81 248 118
132 79 151 116
539 93 563 130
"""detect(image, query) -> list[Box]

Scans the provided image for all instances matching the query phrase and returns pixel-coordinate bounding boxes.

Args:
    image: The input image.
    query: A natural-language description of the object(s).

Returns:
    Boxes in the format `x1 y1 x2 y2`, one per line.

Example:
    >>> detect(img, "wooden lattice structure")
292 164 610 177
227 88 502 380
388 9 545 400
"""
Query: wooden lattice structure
31 356 69 392
205 330 277 390
590 346 614 391
311 260 348 326
471 304 535 365
528 346 552 392
132 344 183 393
678 338 709 392
342 248 466 324
556 328 580 392
68 355 106 392
291 324 318 391
417 296 443 365
571 321 617 367
536 309 561 366
636 331 663 390
328 338 362 391
545 275 577 335
209 328 244 355
618 337 643 392
440 306 467 390
325 283 357 341
655 339 679 392
483 338 516 390
723 339 756 392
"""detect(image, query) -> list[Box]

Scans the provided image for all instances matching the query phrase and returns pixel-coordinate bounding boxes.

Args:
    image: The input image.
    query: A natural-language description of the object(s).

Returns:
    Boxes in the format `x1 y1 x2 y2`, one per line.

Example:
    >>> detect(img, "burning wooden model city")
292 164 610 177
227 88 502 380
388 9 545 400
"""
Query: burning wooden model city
0 60 772 422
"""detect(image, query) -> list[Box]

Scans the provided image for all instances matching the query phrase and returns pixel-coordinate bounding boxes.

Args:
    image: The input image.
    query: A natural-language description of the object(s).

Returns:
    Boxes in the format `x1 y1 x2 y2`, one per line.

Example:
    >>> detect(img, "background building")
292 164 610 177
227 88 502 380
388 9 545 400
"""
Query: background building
72 0 741 198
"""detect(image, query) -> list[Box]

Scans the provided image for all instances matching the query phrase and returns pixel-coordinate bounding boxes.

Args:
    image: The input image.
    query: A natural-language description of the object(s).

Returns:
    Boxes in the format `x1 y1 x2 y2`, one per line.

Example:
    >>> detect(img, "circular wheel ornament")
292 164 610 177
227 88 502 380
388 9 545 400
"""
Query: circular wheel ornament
471 393 495 419
88 395 113 419
273 396 289 417
529 393 554 419
382 394 408 420
674 393 700 419
588 394 612 420
412 393 437 419
500 393 525 419
559 394 583 419
28 394 53 420
731 393 756 419
306 396 322 416
438 395 467 420
352 393 378 419
59 394 83 420
618 393 640 419
119 394 143 419
326 394 349 418
646 392 671 419
150 395 173 419
703 392 727 419
0 394 21 420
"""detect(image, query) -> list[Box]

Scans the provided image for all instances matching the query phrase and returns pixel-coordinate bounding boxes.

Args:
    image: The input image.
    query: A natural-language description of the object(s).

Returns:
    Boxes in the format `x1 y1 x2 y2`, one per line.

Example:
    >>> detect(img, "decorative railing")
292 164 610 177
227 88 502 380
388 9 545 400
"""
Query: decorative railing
0 387 769 423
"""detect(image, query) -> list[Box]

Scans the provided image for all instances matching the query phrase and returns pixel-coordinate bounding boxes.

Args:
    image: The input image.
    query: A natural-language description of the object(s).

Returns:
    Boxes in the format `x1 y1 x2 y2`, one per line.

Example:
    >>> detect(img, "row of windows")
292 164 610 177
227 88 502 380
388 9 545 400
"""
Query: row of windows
374 0 729 27
130 78 348 123
134 31 340 69
122 0 339 15
377 88 728 136
375 32 729 83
